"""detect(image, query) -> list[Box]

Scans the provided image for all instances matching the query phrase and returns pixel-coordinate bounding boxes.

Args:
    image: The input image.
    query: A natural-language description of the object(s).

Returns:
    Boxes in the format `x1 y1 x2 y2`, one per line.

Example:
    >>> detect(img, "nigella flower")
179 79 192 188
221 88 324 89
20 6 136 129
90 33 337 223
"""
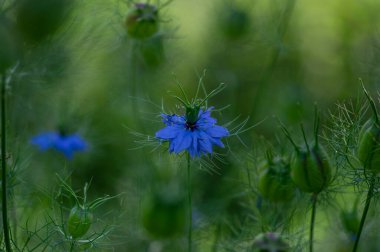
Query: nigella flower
31 131 87 159
155 107 229 157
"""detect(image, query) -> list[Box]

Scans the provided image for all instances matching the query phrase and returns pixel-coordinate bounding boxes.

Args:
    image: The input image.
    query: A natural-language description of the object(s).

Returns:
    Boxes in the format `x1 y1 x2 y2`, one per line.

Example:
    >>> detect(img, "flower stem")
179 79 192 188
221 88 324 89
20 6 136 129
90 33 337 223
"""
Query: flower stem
1 74 11 251
187 153 192 252
309 193 318 252
352 179 375 252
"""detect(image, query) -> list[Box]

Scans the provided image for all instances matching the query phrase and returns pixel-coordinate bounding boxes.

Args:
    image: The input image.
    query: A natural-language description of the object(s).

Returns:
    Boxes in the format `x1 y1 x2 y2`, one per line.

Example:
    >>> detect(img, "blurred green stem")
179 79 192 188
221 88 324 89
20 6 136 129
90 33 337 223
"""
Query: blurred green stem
352 179 374 252
187 153 192 252
1 74 11 251
249 0 296 119
309 193 318 252
69 241 75 252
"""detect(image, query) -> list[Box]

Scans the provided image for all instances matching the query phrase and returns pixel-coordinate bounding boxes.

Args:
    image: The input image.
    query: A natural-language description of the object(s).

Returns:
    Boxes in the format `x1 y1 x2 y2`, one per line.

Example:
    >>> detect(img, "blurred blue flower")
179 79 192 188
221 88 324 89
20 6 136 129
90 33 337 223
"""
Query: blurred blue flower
155 107 229 157
31 131 87 159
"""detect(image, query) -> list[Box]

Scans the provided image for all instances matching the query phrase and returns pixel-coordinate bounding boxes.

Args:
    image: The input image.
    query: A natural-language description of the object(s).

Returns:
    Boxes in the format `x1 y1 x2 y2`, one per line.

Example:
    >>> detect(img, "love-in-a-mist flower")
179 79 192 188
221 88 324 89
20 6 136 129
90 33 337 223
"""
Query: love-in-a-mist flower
155 82 229 157
31 131 87 159
155 105 229 157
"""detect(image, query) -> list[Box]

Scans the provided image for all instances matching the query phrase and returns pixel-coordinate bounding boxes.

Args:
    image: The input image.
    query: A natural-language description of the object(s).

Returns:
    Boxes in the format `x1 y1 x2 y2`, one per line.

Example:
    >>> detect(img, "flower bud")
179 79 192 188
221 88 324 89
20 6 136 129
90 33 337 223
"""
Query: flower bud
67 206 93 239
258 157 295 202
142 191 186 239
251 232 289 252
15 0 73 43
219 4 250 40
290 144 332 193
357 119 380 173
125 3 159 39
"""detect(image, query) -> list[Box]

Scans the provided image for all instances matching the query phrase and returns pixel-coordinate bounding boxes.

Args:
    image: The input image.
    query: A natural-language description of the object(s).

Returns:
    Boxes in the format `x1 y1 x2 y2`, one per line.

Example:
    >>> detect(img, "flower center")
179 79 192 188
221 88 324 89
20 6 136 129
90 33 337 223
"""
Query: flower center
185 121 197 131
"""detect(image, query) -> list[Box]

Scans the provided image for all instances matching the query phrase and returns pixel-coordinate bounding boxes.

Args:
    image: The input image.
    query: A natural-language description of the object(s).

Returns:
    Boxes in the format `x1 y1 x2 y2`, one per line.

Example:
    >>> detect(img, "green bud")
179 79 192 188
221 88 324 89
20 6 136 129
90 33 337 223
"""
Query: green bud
251 232 289 252
258 157 295 202
290 144 332 193
125 3 159 39
220 5 250 40
142 192 186 239
15 0 73 43
185 105 201 125
358 119 380 173
67 206 93 239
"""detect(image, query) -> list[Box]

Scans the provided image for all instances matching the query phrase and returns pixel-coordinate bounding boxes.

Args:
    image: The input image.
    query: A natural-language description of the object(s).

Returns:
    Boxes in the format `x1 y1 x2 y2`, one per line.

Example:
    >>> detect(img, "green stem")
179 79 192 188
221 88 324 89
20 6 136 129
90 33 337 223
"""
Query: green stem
352 180 375 252
69 240 75 252
310 193 318 252
1 74 11 251
249 0 296 119
187 153 192 252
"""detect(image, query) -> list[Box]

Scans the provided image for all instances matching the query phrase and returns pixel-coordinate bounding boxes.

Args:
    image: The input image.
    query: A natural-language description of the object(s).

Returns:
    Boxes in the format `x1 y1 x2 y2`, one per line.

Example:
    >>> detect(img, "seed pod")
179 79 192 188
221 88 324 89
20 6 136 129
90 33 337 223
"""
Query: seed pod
290 144 332 193
0 18 20 73
67 206 93 239
251 232 289 252
258 157 295 202
142 192 186 239
15 0 73 43
219 4 250 40
357 119 380 173
125 3 159 39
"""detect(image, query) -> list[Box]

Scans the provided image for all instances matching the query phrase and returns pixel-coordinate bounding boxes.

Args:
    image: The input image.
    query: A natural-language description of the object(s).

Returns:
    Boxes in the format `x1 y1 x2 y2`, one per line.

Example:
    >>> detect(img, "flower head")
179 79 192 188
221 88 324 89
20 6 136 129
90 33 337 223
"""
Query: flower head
155 107 229 157
31 131 87 159
252 232 289 252
125 2 159 39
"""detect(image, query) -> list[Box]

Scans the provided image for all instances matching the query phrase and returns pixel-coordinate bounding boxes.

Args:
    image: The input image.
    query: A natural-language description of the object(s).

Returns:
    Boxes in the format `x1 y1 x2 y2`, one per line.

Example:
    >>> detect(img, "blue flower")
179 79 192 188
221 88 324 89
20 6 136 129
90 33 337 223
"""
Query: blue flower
31 131 87 159
155 107 229 157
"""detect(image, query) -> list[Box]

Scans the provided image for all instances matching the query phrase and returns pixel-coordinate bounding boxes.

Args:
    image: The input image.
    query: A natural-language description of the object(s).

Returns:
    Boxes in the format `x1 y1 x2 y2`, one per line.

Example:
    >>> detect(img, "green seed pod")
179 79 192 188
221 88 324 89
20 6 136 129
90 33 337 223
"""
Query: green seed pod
357 119 380 173
67 206 93 239
0 18 20 73
125 3 159 39
219 4 250 40
15 0 73 43
251 232 289 252
142 192 186 239
258 157 295 202
290 144 332 193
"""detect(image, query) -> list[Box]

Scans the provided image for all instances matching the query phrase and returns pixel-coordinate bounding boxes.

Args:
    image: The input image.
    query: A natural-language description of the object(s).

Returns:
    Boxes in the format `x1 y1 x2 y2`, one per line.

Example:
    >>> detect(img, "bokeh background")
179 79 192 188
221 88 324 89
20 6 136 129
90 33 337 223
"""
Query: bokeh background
2 0 380 251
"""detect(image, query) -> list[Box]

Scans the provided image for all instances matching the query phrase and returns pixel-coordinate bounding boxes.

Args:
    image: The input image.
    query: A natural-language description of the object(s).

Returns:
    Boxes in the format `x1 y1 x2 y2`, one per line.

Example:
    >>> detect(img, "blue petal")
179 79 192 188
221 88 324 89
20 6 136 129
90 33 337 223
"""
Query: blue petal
155 126 181 139
199 138 213 154
161 114 186 126
173 130 193 153
54 138 74 159
31 131 86 159
206 125 229 138
209 137 225 148
68 135 87 151
30 132 59 150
